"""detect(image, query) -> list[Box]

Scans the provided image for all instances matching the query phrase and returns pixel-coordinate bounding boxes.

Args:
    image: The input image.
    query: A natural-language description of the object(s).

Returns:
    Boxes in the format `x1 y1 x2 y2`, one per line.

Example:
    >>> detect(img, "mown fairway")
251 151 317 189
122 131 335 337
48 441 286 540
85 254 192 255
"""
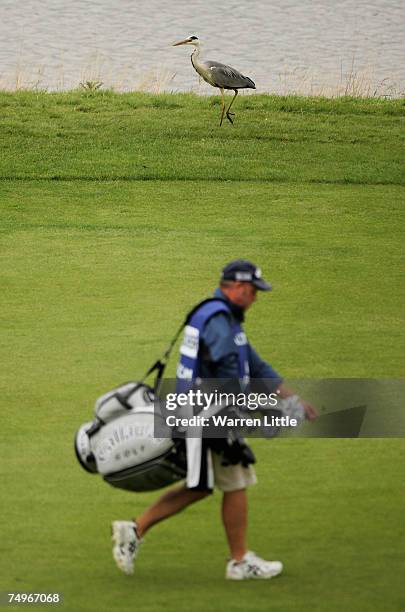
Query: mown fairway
0 92 404 612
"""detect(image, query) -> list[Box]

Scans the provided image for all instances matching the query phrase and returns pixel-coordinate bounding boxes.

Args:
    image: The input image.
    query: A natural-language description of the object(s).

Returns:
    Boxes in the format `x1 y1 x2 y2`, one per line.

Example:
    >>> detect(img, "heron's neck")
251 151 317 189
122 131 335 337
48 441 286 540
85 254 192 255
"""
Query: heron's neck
191 45 202 67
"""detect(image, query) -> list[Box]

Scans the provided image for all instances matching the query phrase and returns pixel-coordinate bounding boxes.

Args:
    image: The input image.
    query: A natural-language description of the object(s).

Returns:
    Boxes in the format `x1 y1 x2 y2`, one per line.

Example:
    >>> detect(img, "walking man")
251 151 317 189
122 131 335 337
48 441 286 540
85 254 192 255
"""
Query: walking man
112 260 317 579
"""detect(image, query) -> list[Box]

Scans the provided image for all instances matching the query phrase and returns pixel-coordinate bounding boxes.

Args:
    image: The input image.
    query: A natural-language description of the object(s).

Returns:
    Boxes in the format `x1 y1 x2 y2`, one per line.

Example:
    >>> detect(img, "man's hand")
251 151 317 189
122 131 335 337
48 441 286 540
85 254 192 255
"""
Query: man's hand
302 400 318 421
277 384 318 421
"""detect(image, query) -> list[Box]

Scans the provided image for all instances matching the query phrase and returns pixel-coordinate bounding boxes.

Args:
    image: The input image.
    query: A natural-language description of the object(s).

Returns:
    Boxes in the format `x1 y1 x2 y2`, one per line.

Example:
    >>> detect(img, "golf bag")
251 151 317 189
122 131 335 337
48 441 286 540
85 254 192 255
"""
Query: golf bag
74 299 216 492
74 382 187 492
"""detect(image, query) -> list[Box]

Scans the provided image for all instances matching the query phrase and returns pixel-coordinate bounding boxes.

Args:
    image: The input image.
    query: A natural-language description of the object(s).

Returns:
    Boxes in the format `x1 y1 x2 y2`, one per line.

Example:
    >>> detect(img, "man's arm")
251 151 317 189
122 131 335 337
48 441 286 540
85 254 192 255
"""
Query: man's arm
201 320 318 421
248 344 282 387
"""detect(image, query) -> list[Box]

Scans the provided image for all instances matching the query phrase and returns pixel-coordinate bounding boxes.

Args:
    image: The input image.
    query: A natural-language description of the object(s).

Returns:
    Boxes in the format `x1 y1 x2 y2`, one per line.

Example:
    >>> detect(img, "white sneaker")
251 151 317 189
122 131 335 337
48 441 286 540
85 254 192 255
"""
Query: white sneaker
111 520 141 575
226 550 283 580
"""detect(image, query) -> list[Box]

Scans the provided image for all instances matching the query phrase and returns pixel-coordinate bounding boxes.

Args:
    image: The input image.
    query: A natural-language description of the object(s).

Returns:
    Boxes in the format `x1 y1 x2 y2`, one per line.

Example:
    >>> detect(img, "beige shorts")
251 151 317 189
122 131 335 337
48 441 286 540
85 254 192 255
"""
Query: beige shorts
211 452 257 492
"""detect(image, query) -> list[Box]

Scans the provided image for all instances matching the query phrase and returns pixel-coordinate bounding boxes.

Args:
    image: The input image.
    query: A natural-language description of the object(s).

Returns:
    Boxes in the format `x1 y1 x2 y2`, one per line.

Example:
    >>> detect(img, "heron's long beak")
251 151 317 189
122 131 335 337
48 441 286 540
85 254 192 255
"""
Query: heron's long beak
172 39 189 46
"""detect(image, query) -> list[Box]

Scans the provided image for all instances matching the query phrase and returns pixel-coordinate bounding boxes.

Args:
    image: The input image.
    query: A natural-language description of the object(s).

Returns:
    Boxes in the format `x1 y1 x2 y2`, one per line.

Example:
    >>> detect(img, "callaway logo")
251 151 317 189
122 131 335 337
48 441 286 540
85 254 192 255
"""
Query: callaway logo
96 424 153 462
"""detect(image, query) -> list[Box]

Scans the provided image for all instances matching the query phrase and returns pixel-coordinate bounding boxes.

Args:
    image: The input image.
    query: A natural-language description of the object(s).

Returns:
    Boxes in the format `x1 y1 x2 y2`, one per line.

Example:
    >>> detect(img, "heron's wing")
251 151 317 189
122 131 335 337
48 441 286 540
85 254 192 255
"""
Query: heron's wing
203 60 255 89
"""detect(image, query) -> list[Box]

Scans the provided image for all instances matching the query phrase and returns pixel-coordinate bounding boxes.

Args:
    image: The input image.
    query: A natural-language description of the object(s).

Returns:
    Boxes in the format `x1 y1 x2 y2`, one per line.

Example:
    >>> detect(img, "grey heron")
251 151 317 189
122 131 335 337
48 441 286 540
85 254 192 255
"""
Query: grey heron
173 35 256 126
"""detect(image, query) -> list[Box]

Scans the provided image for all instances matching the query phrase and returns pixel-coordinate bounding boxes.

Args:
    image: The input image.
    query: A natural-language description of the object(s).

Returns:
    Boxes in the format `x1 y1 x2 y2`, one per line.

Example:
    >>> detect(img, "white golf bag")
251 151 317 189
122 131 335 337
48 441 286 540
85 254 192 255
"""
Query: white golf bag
74 382 186 492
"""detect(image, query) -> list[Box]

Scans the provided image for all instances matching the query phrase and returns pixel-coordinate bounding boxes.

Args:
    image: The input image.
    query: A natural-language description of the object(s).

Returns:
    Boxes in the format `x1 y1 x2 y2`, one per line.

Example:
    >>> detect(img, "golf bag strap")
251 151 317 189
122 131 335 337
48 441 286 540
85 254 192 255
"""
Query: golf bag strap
141 298 230 393
141 358 167 393
140 317 186 392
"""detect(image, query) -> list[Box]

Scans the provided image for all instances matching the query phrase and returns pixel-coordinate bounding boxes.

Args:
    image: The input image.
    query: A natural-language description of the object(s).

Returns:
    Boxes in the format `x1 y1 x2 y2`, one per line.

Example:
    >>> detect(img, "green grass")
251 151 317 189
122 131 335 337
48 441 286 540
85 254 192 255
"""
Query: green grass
0 91 404 611
0 91 404 184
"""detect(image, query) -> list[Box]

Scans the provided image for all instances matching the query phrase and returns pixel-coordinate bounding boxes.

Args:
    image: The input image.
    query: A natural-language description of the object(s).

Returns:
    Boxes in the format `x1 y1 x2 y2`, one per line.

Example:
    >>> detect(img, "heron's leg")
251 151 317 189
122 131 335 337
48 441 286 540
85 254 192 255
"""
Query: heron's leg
226 90 238 124
219 88 226 127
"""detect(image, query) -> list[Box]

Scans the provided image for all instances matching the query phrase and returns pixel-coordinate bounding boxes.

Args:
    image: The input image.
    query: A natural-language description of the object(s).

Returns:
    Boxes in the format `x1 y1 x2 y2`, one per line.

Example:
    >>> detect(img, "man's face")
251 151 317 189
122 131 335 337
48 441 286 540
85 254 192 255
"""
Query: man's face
232 282 258 310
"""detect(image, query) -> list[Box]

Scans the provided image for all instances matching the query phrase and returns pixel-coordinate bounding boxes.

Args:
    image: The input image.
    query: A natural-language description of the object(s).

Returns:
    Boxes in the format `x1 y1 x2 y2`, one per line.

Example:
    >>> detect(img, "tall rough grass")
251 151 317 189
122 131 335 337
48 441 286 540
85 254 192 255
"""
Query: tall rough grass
0 53 403 98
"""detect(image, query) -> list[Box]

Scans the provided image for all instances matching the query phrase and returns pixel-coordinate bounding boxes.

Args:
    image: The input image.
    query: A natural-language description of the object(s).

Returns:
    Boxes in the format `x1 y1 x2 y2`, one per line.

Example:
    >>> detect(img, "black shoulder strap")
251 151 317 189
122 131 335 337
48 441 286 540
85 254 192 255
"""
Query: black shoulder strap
141 297 228 393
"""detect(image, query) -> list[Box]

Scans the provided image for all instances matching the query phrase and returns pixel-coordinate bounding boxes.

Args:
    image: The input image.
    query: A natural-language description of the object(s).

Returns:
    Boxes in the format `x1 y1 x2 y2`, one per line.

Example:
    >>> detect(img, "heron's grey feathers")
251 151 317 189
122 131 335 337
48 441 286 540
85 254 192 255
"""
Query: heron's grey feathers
199 59 255 89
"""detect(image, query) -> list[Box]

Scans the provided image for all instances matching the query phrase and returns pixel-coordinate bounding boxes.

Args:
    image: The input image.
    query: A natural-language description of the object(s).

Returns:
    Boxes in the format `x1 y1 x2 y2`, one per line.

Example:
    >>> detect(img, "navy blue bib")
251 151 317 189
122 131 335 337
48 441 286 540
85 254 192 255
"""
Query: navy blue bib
176 298 250 393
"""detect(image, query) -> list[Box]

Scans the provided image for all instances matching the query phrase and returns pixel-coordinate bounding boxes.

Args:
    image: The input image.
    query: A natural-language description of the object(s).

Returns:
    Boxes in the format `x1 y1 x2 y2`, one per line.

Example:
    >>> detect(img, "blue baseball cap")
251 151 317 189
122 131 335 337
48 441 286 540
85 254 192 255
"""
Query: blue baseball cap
221 260 272 291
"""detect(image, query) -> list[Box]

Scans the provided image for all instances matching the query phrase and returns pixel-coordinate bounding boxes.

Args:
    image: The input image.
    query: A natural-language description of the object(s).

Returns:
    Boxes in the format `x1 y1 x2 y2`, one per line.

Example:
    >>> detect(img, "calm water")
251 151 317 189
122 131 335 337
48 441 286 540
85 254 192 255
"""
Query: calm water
0 0 404 95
